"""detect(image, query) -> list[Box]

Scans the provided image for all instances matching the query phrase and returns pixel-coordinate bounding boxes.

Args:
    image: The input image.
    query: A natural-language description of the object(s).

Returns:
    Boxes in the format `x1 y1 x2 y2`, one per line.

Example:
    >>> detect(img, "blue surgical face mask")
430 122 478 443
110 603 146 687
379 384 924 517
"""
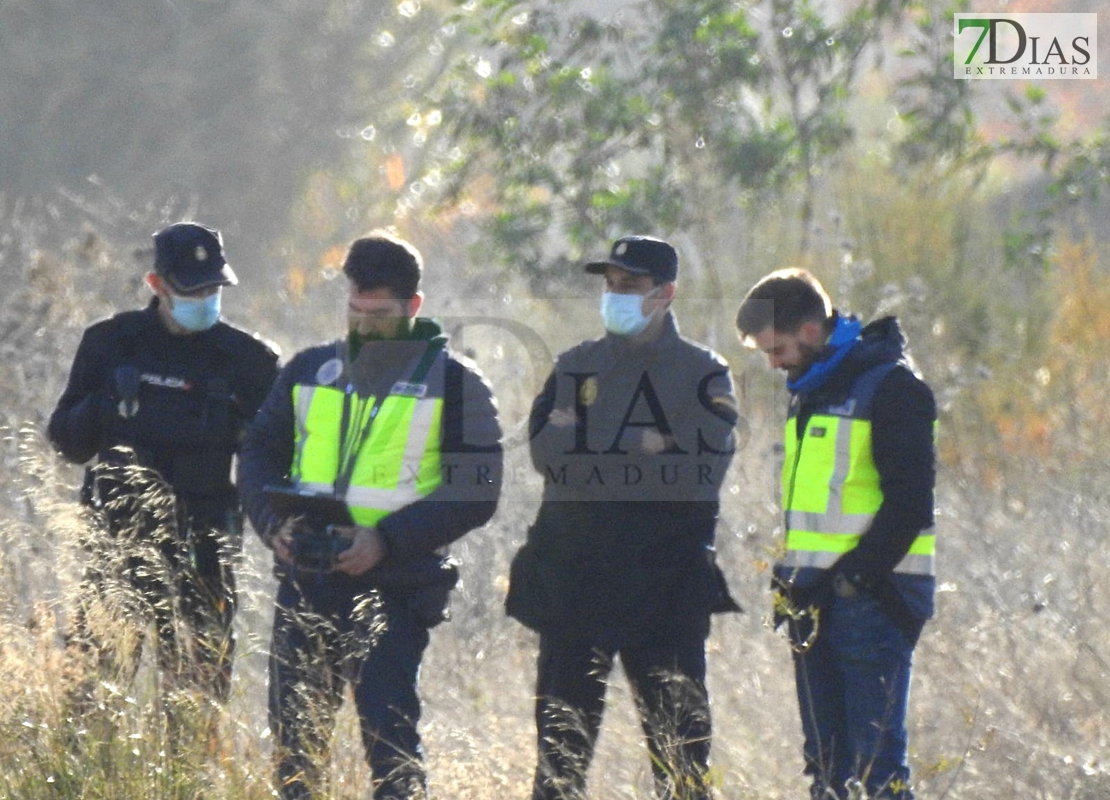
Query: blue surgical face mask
169 291 221 332
600 289 658 337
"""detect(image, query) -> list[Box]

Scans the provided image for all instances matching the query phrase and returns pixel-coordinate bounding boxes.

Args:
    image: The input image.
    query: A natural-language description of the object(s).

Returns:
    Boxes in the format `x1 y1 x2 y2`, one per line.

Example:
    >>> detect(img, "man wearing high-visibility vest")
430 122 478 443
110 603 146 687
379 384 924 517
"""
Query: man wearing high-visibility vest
736 268 936 800
238 231 502 800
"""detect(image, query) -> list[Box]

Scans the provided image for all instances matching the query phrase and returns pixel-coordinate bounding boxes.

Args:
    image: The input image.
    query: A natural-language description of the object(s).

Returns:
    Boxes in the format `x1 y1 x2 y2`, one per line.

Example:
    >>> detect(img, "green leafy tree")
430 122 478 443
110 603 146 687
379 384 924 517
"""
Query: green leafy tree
894 0 1109 271
893 0 985 170
424 0 915 286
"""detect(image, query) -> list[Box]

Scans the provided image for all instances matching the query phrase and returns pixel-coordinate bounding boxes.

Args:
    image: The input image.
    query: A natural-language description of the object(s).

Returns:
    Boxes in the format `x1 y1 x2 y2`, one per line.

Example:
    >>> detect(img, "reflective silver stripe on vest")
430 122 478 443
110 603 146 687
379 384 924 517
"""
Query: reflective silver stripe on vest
345 483 424 512
785 509 873 537
895 552 935 575
294 387 317 470
781 548 935 576
781 550 838 569
825 417 853 517
401 398 438 478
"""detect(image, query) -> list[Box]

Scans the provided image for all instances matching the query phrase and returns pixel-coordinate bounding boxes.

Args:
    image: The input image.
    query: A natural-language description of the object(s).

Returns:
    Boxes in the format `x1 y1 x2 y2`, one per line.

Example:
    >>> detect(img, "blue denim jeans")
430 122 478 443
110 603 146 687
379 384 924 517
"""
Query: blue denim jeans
789 591 915 800
269 579 431 800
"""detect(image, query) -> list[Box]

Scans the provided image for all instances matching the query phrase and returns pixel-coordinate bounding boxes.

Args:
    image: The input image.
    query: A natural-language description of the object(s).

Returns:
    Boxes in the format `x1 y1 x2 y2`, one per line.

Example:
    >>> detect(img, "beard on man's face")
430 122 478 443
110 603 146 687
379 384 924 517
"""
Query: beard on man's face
350 315 410 341
785 341 825 382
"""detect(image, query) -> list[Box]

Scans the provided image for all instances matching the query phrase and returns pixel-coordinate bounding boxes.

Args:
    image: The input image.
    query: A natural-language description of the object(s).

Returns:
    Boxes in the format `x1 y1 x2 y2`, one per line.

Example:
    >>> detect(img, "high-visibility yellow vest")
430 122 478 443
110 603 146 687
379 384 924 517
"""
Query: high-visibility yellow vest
780 363 935 576
290 355 445 527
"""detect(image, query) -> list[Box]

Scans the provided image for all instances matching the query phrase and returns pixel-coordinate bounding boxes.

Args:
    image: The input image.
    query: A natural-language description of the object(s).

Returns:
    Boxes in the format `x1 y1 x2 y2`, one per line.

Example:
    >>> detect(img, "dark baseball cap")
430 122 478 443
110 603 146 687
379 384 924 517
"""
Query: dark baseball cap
584 235 678 283
152 222 237 293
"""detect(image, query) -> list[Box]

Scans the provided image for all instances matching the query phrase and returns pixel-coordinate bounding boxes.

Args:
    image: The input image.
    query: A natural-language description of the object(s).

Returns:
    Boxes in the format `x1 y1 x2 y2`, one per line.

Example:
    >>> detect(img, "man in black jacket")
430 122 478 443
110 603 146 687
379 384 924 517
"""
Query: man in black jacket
237 231 502 800
507 235 740 800
48 221 280 707
735 268 936 800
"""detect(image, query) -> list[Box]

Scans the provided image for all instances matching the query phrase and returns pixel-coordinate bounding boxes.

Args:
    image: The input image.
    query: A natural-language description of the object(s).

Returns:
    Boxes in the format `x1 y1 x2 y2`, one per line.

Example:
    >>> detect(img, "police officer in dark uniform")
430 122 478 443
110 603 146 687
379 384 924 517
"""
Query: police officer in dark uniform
507 236 741 800
48 221 280 706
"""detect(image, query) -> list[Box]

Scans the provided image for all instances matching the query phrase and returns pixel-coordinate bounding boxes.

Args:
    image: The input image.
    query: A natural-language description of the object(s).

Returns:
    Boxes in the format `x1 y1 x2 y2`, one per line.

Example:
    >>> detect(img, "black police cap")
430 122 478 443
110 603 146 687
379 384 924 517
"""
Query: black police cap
584 235 678 283
153 222 237 293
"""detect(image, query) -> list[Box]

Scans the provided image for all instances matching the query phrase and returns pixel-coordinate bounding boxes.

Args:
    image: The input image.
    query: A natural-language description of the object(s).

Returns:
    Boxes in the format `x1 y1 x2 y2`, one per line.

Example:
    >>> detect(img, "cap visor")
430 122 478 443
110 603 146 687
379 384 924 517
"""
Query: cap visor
584 259 652 275
164 263 237 293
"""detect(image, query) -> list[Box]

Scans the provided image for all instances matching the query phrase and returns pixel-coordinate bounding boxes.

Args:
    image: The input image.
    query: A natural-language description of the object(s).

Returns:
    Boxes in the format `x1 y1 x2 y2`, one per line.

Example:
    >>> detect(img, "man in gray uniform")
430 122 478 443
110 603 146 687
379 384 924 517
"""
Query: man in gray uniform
508 235 741 800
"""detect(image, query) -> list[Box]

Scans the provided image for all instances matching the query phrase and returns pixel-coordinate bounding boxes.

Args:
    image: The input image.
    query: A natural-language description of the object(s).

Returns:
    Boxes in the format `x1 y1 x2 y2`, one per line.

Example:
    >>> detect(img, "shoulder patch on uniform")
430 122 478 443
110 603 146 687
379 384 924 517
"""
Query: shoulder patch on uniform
579 375 599 407
315 358 343 387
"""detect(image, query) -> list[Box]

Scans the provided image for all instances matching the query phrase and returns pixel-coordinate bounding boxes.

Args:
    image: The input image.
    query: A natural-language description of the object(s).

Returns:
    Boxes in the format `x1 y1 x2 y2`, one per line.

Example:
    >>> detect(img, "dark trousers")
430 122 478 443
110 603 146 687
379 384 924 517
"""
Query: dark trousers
790 592 916 800
531 628 712 800
269 579 430 800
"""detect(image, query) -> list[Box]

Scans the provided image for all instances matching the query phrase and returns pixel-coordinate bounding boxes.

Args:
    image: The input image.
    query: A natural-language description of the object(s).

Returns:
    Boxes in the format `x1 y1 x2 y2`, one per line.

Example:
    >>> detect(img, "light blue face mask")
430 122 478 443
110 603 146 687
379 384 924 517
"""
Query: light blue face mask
600 289 658 337
170 291 221 332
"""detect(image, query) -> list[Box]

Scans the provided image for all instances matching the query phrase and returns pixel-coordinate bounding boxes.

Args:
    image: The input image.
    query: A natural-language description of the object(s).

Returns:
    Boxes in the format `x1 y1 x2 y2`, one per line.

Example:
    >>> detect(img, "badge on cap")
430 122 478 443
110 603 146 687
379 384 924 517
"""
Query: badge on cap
615 242 628 256
195 246 208 262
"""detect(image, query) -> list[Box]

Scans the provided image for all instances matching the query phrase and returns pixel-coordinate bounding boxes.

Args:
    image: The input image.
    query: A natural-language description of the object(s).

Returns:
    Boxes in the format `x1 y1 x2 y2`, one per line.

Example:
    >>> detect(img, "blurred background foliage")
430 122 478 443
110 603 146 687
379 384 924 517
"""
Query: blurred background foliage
2 0 1110 797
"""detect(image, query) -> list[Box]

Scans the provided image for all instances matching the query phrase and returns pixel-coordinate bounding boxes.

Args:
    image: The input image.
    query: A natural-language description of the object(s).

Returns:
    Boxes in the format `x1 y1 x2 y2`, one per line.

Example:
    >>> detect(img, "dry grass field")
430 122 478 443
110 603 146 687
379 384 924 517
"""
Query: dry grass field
1 203 1108 799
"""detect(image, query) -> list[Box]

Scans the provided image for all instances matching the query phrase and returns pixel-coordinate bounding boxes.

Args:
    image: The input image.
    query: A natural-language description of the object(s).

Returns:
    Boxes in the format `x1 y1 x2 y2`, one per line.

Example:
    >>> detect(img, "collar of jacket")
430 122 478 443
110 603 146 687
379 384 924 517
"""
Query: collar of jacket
793 314 910 401
787 312 862 395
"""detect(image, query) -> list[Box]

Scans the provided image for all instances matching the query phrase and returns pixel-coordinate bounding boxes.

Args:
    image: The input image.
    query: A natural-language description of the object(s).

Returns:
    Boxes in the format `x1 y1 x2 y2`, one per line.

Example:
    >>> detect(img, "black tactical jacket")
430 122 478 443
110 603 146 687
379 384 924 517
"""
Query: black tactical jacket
48 298 279 525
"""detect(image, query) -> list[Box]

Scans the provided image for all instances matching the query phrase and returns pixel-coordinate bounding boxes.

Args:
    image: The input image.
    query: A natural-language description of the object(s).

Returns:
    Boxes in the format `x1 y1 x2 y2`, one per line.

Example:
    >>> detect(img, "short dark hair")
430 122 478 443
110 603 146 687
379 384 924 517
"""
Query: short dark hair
342 231 422 298
735 268 832 343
